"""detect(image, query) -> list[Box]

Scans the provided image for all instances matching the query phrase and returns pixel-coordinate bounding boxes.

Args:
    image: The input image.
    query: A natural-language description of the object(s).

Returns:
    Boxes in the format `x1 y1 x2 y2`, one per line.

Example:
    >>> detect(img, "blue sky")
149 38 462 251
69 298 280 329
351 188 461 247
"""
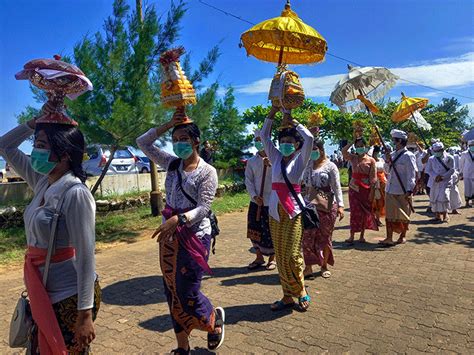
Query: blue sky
1 0 473 155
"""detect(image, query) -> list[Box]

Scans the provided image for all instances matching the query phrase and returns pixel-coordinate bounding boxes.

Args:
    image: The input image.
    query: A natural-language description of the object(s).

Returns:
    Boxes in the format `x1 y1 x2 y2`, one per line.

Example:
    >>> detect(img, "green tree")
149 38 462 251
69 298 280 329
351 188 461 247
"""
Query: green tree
206 87 251 168
17 0 220 194
242 98 471 148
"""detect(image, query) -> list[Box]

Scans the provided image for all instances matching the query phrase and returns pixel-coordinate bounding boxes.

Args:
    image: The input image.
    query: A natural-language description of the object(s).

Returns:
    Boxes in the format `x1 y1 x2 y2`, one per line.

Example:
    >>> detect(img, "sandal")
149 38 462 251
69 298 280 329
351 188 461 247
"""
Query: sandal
295 294 311 312
271 300 295 311
170 348 190 355
344 238 355 245
208 307 225 350
321 270 331 278
247 260 265 270
378 240 395 247
304 273 315 280
266 261 277 270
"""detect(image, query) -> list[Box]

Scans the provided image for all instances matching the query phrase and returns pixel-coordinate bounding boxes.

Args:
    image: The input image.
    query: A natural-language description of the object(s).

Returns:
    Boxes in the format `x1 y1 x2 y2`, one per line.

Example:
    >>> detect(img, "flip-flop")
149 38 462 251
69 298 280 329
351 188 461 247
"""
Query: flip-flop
295 294 311 312
271 300 295 311
266 261 277 270
304 273 315 280
247 260 265 270
378 240 395 247
208 307 225 350
321 270 331 278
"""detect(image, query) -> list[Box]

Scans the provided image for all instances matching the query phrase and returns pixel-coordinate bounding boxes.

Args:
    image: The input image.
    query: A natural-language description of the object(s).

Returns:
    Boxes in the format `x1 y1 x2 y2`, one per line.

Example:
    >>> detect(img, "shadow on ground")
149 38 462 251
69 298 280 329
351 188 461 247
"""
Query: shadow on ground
411 222 474 247
139 303 292 333
102 275 166 305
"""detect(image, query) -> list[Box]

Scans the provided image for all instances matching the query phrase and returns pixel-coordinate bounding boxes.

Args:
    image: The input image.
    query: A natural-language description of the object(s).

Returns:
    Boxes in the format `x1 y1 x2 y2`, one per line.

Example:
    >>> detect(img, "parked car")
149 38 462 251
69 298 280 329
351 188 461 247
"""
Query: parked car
83 146 139 176
136 156 166 173
136 156 151 173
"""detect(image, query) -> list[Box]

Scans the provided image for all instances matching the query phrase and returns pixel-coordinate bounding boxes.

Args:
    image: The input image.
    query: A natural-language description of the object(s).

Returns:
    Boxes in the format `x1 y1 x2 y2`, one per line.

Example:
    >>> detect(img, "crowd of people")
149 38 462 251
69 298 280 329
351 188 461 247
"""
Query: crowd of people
1 105 473 354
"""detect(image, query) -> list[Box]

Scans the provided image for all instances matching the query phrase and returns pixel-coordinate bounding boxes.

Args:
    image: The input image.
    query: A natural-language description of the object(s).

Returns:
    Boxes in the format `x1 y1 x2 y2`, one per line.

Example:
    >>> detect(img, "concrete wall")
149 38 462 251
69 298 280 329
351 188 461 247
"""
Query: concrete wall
0 168 236 205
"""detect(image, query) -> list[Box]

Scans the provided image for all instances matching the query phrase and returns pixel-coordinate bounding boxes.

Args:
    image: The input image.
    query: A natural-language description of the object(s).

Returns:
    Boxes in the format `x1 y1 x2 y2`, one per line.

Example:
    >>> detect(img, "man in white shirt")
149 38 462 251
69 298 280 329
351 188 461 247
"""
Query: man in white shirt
380 129 417 246
424 142 455 222
245 130 275 270
460 140 474 207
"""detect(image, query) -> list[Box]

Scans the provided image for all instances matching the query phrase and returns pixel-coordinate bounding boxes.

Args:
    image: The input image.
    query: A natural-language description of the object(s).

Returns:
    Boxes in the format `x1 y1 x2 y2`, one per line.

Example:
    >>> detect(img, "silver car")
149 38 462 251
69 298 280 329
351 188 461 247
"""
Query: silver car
136 156 151 173
83 145 138 176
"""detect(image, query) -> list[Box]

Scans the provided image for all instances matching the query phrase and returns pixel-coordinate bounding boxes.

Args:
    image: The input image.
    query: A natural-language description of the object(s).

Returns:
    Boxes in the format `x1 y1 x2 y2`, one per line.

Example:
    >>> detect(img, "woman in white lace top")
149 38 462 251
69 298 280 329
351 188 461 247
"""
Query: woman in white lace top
302 139 344 279
136 110 224 354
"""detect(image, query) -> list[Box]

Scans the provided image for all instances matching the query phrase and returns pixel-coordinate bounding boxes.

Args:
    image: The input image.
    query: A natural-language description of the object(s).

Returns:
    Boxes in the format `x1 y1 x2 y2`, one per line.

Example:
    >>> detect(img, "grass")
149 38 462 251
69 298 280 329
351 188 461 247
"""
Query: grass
339 167 349 187
0 191 250 265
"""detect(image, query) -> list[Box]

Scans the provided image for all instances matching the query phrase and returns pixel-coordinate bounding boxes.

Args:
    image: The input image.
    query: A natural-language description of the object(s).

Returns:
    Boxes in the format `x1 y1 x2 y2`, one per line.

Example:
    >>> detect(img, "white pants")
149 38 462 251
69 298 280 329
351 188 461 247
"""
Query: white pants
464 178 474 199
449 184 462 210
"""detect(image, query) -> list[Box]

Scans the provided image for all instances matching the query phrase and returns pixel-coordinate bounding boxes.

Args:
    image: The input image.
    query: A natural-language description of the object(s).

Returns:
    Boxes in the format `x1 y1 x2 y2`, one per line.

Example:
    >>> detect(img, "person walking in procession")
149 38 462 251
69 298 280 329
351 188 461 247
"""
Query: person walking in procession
371 145 388 227
379 130 417 246
460 140 474 207
302 138 344 280
424 142 455 223
261 106 314 312
342 137 378 244
245 130 276 270
137 108 225 354
0 116 101 354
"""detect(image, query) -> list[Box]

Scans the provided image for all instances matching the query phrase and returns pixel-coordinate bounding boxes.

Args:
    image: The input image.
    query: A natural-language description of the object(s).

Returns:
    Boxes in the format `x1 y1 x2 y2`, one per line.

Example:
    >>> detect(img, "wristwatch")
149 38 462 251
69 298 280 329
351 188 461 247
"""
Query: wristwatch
177 214 188 227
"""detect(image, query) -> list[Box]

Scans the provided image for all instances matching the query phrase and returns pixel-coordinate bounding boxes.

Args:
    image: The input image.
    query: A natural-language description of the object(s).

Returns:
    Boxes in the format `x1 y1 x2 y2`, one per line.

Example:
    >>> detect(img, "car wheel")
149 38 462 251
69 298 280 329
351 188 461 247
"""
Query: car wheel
141 168 149 173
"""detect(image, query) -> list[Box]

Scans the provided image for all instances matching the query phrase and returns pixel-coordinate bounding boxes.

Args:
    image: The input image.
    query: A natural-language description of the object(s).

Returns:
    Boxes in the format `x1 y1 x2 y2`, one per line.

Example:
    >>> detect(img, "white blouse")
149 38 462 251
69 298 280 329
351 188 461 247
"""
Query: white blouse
261 117 314 221
303 160 344 208
0 124 96 310
136 128 218 237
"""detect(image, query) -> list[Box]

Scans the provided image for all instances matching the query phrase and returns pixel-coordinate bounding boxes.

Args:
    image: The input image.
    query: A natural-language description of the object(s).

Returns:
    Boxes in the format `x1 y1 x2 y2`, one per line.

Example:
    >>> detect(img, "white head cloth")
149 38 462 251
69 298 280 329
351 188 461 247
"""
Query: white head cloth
432 142 444 151
390 129 407 140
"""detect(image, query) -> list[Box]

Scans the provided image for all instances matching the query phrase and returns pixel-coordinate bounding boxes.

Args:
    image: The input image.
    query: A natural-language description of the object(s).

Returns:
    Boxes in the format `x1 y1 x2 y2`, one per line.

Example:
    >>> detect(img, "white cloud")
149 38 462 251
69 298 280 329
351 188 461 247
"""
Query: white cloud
236 52 474 98
464 102 474 118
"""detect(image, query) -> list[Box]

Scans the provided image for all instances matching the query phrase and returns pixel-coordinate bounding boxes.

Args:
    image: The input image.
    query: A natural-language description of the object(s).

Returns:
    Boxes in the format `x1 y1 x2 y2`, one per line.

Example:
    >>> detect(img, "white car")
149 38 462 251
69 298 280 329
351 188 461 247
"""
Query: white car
83 146 139 176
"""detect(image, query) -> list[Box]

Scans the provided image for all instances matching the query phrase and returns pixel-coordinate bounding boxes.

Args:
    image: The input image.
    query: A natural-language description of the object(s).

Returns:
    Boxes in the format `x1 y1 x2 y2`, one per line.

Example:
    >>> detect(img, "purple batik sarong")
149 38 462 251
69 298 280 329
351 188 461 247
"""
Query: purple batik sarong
160 205 215 334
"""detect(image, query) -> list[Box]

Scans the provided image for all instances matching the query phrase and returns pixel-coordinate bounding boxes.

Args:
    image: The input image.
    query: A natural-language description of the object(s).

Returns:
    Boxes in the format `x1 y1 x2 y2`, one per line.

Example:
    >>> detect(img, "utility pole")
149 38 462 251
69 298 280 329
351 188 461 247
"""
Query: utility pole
137 0 162 216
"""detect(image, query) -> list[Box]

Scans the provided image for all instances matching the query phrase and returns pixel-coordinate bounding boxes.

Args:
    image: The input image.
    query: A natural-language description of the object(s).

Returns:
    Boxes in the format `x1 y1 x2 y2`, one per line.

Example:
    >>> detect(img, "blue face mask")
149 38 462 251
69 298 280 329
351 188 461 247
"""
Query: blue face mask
310 150 321 160
31 148 57 175
355 147 367 155
279 143 296 157
255 141 264 152
173 142 193 159
469 146 474 152
433 151 443 158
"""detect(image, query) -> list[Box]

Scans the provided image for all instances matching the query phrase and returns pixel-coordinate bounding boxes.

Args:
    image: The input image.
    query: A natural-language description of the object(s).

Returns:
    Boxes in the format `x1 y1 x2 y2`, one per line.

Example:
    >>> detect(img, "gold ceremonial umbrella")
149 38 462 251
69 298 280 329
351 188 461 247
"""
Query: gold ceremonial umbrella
240 1 327 66
392 93 429 122
392 92 430 146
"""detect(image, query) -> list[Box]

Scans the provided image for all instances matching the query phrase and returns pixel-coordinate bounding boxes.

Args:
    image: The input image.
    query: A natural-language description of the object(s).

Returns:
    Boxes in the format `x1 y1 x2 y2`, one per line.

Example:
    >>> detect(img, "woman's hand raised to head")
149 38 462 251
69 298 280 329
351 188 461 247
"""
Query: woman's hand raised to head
26 118 37 130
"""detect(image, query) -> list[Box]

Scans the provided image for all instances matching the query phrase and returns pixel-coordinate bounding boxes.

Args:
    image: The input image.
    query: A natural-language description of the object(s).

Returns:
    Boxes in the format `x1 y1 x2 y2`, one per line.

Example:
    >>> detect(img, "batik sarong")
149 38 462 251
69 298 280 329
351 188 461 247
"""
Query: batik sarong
269 204 304 298
385 193 411 234
303 203 337 267
348 173 378 233
160 205 215 334
247 201 274 256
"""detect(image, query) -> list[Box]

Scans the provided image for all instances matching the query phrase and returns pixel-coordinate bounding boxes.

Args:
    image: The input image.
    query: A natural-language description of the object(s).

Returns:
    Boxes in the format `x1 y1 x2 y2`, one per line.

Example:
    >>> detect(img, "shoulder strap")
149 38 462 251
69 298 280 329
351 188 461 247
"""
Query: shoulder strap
168 158 197 206
436 156 450 172
280 159 305 210
42 182 83 286
391 151 406 167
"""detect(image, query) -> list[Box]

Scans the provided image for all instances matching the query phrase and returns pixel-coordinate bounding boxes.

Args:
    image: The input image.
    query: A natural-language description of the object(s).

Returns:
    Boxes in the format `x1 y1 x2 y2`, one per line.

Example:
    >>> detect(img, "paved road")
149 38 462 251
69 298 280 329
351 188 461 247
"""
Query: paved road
1 191 473 354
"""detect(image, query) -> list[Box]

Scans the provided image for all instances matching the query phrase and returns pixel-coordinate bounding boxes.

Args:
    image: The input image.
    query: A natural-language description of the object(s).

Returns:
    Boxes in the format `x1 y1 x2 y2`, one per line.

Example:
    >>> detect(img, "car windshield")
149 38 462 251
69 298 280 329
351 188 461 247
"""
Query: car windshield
104 149 133 159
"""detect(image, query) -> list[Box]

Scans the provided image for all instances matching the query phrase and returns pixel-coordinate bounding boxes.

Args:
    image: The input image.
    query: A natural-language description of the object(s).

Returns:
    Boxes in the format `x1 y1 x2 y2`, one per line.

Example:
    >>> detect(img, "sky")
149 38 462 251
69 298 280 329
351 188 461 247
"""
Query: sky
1 0 473 156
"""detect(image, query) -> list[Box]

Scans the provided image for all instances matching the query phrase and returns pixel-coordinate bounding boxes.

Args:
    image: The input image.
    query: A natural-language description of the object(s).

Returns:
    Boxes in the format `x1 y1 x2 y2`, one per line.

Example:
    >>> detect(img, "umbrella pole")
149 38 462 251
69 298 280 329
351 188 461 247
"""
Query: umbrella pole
363 105 415 213
278 47 284 67
409 111 430 148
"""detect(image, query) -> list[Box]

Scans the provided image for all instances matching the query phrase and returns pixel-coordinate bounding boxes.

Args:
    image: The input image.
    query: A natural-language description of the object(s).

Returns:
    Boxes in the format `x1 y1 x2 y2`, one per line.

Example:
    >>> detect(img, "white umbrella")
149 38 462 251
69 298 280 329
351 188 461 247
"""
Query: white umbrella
330 65 399 113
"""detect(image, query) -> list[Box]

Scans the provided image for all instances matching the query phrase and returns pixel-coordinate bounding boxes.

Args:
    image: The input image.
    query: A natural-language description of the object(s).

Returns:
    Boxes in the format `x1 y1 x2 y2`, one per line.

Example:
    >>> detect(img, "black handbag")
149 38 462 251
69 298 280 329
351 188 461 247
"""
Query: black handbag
280 159 320 230
168 159 220 254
